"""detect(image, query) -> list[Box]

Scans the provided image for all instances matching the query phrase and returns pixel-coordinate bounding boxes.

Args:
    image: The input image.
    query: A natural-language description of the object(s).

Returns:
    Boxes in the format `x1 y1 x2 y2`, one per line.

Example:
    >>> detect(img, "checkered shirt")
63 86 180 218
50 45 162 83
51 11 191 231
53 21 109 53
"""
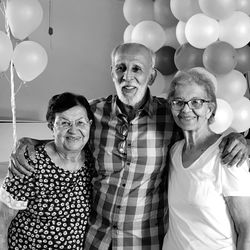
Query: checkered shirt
84 92 174 250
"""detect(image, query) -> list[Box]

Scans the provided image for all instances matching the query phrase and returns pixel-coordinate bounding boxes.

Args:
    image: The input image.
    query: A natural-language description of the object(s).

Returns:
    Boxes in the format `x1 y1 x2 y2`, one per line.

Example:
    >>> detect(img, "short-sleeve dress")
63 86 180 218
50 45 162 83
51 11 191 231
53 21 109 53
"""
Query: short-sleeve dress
0 144 95 250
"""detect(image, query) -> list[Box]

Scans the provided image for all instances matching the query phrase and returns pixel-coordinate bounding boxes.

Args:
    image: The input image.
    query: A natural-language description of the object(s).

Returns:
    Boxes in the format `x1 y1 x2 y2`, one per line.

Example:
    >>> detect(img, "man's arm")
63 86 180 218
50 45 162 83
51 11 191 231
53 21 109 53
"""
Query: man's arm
225 196 250 250
9 137 51 178
219 132 248 167
0 201 18 250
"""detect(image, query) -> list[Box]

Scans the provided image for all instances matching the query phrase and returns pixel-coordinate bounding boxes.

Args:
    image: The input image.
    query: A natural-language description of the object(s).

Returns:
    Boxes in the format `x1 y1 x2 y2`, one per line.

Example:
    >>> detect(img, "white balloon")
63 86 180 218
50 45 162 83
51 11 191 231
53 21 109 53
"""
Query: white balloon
0 31 13 72
6 0 43 40
209 98 233 134
131 21 166 52
123 25 134 43
176 21 187 45
13 41 48 82
219 11 250 48
185 14 219 49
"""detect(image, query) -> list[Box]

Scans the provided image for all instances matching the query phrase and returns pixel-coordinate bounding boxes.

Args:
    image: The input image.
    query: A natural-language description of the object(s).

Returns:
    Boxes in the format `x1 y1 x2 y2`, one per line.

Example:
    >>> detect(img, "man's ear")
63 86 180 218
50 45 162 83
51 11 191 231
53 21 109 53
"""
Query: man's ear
148 68 157 86
110 65 114 79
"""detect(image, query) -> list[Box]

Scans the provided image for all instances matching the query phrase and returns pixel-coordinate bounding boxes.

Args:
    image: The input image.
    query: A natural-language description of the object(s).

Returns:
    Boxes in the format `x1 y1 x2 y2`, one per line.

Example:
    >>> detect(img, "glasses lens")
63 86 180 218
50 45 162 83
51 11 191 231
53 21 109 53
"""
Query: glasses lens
190 99 204 109
171 100 184 110
118 124 128 137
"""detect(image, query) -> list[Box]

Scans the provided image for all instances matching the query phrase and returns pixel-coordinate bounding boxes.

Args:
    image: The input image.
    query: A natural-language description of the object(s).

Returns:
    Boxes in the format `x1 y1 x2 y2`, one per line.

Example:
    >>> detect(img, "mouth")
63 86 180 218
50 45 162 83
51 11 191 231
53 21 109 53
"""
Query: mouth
66 136 82 142
179 116 196 121
122 86 137 94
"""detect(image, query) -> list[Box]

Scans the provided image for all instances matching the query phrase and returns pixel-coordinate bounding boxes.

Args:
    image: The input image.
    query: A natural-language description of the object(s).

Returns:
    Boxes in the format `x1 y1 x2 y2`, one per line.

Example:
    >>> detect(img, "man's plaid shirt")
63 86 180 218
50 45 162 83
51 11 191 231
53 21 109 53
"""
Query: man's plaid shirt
84 92 174 250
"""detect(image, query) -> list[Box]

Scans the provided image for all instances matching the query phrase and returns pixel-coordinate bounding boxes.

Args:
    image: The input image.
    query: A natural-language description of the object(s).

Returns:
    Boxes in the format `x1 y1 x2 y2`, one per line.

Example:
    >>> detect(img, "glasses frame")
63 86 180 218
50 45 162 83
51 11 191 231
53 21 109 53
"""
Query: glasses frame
169 98 210 111
116 122 129 155
55 118 92 130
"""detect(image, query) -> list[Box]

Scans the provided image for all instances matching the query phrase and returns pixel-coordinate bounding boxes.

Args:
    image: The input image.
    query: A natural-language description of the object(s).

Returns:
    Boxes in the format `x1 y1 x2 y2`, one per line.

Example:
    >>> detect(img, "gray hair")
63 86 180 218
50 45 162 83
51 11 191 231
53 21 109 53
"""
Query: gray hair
111 42 156 68
168 67 217 124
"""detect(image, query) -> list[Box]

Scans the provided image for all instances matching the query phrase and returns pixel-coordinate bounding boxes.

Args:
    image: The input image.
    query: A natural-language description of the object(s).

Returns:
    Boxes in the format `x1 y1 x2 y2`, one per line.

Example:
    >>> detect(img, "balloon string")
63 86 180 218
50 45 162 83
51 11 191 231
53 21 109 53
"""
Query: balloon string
10 61 17 150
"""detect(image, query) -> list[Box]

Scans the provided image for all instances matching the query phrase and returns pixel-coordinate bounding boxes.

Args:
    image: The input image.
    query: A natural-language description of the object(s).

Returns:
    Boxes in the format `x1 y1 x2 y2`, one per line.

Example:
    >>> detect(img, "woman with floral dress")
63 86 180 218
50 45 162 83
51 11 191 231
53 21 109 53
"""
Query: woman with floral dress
0 92 96 250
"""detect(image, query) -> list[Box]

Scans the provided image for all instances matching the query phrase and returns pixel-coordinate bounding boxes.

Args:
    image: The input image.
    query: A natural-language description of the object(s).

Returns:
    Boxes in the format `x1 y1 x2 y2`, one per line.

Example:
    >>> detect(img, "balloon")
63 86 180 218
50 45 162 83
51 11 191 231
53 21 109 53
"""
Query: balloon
162 73 175 97
123 0 154 26
176 21 187 45
216 70 247 102
185 14 219 49
236 0 250 15
170 0 201 22
155 46 177 75
230 97 250 133
219 11 250 48
150 70 166 97
154 0 178 28
235 45 250 73
0 31 13 72
131 21 166 52
198 0 236 20
209 98 233 134
13 41 48 82
6 0 43 40
164 26 179 49
203 41 237 75
123 25 134 43
174 43 204 70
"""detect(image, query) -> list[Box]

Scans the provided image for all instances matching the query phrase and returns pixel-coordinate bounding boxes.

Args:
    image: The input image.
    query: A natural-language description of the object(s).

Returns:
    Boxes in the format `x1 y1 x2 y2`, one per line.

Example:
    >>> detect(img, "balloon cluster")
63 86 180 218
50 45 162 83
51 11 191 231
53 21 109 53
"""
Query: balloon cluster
122 0 250 133
0 0 48 82
0 0 48 147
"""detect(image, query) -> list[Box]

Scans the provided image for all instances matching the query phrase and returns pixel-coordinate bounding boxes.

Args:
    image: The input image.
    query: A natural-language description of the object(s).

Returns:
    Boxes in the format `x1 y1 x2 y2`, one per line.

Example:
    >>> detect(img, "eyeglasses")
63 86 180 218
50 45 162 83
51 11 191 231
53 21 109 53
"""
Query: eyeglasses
117 123 129 155
55 119 92 130
169 98 210 111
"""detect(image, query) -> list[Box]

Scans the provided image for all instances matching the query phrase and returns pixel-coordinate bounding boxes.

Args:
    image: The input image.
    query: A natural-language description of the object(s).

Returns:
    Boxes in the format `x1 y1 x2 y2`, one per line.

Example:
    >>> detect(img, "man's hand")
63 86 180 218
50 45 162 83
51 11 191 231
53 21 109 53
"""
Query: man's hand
8 137 40 178
219 132 248 167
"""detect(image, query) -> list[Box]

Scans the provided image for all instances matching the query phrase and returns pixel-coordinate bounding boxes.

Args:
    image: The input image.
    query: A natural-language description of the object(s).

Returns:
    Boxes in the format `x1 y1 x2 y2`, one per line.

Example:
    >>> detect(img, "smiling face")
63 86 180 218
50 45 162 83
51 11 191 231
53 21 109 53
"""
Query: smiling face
53 105 92 154
111 43 156 107
170 82 214 133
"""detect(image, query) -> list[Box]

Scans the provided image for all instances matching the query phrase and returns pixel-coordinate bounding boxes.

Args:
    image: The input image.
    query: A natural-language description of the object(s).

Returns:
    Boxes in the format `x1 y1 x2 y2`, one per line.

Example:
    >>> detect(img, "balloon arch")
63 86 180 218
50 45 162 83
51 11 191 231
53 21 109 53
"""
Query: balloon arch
122 0 250 134
0 0 48 147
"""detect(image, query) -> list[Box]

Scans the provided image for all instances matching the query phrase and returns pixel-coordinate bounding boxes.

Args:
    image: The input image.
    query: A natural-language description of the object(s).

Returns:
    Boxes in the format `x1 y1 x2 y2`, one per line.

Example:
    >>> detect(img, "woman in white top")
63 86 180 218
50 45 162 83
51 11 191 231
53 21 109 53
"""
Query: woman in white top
163 67 250 250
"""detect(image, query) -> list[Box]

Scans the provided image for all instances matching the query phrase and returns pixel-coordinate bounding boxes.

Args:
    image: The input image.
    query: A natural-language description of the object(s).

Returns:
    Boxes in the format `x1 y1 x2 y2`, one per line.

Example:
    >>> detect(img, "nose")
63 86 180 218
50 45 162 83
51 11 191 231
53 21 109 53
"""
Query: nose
182 102 192 112
68 122 78 132
124 68 133 81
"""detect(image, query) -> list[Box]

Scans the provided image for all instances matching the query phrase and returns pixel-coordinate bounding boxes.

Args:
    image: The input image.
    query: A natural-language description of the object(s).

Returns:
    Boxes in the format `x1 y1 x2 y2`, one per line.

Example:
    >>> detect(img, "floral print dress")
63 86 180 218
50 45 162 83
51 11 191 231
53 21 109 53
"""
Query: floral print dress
0 144 95 250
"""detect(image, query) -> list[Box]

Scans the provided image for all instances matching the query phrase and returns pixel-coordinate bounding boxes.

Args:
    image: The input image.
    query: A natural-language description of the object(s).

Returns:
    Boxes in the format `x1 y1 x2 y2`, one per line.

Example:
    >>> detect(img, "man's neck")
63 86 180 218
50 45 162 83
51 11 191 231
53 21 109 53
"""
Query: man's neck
117 92 148 121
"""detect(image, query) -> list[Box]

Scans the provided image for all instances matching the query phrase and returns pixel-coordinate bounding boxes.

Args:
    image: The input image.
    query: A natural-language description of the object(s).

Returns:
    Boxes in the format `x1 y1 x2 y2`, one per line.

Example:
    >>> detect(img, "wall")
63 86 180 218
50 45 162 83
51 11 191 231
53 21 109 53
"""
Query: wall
0 0 127 121
0 122 52 163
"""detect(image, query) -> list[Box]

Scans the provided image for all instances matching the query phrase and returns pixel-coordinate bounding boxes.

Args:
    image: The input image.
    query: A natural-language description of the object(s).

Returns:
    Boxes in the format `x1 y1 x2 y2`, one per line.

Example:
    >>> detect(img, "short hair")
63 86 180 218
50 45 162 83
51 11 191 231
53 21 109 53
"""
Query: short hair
168 67 217 124
46 92 94 130
111 42 156 68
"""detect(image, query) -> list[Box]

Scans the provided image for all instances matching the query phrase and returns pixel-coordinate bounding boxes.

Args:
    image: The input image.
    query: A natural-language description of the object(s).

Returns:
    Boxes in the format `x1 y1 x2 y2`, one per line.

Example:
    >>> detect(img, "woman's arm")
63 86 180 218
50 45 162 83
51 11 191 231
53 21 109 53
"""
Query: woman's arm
0 201 18 250
225 196 250 250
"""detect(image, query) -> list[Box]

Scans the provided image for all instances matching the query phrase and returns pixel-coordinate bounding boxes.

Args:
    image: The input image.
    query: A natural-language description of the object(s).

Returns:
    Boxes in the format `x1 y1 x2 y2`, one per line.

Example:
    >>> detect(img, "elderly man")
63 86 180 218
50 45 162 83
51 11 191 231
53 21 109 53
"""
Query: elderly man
9 43 248 250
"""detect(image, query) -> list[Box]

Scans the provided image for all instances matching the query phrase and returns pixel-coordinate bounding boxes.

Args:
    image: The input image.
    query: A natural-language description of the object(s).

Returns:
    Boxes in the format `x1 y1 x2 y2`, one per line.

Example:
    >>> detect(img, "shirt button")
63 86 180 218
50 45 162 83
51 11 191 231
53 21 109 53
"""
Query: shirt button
113 224 118 229
122 183 126 187
117 205 121 209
